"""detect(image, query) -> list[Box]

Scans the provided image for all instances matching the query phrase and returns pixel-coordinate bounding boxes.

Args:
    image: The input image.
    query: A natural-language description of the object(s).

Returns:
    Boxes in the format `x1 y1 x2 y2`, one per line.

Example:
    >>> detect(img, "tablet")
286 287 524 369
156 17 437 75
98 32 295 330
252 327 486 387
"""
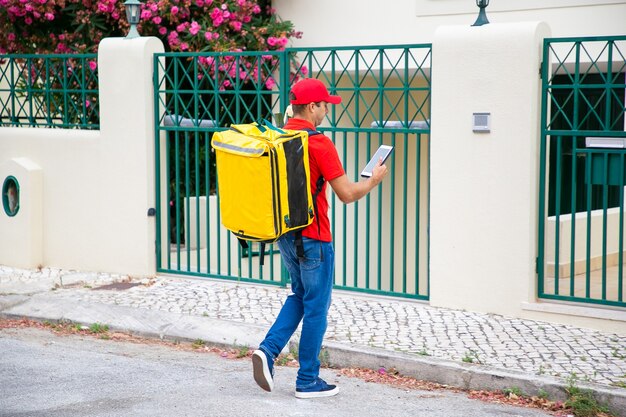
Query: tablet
360 145 394 178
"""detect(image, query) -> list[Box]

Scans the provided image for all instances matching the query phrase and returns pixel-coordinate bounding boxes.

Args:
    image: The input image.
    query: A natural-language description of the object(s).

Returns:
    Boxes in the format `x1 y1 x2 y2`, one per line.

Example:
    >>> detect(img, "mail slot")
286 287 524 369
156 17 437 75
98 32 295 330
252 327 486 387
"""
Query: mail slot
586 137 626 186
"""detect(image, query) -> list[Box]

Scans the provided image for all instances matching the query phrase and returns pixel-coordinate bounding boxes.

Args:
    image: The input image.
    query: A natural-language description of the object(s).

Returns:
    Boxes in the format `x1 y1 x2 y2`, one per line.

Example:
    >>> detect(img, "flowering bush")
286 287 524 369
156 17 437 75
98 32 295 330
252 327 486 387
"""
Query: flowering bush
1 0 304 121
0 0 127 54
0 0 301 55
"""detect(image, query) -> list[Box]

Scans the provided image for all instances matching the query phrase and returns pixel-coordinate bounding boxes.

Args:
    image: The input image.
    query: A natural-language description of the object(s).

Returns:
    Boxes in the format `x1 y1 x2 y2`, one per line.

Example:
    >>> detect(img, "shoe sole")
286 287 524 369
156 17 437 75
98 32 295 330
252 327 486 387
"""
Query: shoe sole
295 386 339 399
252 350 273 392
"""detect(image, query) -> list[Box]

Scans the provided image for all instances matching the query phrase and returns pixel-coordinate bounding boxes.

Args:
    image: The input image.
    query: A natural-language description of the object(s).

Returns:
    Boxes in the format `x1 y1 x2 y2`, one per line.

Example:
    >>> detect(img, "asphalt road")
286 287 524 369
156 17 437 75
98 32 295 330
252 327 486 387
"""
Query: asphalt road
0 327 554 417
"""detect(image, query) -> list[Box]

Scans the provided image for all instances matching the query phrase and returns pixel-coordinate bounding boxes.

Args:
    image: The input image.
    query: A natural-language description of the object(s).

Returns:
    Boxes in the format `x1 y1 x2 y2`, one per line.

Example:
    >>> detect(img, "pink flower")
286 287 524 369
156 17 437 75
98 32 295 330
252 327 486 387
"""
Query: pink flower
112 11 119 19
267 37 277 47
85 100 90 108
176 23 187 32
230 21 242 31
265 77 276 90
180 42 189 50
7 33 15 41
170 5 179 14
24 17 32 25
152 16 162 24
189 21 201 35
88 61 97 71
252 4 260 13
159 26 167 35
220 3 227 10
300 65 308 76
237 0 245 5
198 56 214 67
55 43 68 53
204 31 212 41
141 10 151 19
195 0 203 6
210 7 223 26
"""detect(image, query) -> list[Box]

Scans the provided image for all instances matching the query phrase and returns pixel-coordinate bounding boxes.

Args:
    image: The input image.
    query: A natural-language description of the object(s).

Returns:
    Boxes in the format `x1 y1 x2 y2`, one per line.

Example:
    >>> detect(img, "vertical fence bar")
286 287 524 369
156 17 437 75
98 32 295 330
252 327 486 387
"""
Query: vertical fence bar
415 132 422 295
154 57 161 270
619 154 625 302
601 153 609 300
166 131 172 270
377 131 383 291
173 58 182 270
341 130 347 287
585 151 592 298
365 131 372 290
389 133 397 291
554 136 562 294
570 137 577 295
353 131 359 289
45 58 51 126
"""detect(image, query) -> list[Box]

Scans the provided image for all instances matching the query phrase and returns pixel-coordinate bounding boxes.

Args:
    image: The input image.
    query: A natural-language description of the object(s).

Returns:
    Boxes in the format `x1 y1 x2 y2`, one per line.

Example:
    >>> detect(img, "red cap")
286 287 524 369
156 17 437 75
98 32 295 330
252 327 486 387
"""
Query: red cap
290 78 342 105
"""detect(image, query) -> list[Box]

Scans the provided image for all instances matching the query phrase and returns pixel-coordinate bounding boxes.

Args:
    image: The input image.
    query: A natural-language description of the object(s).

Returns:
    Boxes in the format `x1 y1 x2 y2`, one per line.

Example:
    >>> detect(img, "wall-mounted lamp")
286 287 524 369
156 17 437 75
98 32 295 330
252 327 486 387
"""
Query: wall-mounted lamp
124 0 142 39
471 0 490 27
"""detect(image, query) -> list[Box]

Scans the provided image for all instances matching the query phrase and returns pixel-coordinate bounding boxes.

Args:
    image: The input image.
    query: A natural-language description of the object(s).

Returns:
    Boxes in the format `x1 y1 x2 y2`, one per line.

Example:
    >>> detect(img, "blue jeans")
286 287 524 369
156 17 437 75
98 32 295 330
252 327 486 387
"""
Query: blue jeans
259 232 335 388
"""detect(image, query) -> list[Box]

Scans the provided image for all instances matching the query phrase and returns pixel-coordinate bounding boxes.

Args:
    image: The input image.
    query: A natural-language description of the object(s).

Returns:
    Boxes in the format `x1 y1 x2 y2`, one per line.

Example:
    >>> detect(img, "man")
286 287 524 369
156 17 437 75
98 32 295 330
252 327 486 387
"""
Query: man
252 78 388 398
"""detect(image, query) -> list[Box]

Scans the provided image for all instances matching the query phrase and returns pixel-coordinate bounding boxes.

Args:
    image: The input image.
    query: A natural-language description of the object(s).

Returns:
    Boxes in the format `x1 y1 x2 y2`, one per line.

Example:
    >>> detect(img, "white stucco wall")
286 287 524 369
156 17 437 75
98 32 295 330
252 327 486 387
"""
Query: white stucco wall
0 37 164 276
274 1 626 47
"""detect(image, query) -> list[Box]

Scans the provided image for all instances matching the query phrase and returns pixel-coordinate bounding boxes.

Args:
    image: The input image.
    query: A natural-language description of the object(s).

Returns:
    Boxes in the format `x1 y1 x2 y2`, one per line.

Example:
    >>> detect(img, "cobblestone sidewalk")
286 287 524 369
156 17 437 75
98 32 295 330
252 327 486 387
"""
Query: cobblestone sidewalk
2 266 626 389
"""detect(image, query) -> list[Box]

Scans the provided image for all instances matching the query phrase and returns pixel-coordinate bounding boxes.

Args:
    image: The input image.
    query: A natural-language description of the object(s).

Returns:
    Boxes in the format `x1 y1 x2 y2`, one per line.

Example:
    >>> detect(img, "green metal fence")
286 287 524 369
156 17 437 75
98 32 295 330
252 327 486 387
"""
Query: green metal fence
154 44 431 299
0 54 99 129
538 35 626 308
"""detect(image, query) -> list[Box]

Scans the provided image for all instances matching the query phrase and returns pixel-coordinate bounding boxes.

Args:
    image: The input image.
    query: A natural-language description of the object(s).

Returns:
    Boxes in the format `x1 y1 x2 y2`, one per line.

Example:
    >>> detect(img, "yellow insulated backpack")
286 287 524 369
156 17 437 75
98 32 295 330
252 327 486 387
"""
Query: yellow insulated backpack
211 123 322 263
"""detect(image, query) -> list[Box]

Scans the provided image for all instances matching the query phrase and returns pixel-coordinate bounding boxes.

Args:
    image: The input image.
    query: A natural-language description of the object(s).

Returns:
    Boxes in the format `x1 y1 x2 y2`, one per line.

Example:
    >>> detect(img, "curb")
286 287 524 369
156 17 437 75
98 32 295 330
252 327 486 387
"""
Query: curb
321 341 626 416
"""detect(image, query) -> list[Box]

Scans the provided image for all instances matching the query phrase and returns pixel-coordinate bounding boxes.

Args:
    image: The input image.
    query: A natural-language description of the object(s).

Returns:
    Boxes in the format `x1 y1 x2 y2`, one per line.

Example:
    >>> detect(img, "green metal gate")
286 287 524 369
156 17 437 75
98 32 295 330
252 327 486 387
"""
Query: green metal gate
538 36 626 308
154 44 431 299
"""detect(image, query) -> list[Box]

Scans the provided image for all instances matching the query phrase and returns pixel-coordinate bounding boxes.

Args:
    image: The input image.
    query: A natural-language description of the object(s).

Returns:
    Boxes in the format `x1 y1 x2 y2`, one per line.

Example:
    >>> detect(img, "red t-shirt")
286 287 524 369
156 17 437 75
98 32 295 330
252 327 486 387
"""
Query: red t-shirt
283 118 344 242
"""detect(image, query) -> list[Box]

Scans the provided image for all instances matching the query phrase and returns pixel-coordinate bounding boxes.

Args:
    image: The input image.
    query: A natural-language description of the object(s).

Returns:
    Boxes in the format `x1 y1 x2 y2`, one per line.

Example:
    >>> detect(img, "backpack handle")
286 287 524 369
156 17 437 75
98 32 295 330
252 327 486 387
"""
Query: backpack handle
262 119 286 134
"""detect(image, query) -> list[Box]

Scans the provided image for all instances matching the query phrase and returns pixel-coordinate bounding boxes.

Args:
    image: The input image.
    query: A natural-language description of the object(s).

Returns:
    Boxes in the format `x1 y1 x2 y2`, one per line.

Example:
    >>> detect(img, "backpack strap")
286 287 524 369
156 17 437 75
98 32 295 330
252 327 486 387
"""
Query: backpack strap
236 237 267 266
294 128 325 262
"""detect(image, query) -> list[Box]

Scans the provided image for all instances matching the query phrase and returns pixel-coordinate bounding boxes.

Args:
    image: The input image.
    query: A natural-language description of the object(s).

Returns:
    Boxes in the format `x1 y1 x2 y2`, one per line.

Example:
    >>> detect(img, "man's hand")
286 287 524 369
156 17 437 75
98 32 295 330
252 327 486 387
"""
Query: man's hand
329 158 390 204
370 158 388 185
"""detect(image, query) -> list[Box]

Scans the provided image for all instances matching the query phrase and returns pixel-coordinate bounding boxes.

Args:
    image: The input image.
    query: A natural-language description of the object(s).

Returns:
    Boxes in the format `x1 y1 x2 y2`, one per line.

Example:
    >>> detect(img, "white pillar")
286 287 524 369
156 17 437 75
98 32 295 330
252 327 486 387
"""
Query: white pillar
94 37 164 275
429 22 551 316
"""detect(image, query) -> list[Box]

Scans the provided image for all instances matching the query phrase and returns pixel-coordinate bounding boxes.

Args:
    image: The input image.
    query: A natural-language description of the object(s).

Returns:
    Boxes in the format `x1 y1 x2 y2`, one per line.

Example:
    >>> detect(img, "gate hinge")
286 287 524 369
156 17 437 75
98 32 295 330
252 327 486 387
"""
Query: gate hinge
535 256 539 274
